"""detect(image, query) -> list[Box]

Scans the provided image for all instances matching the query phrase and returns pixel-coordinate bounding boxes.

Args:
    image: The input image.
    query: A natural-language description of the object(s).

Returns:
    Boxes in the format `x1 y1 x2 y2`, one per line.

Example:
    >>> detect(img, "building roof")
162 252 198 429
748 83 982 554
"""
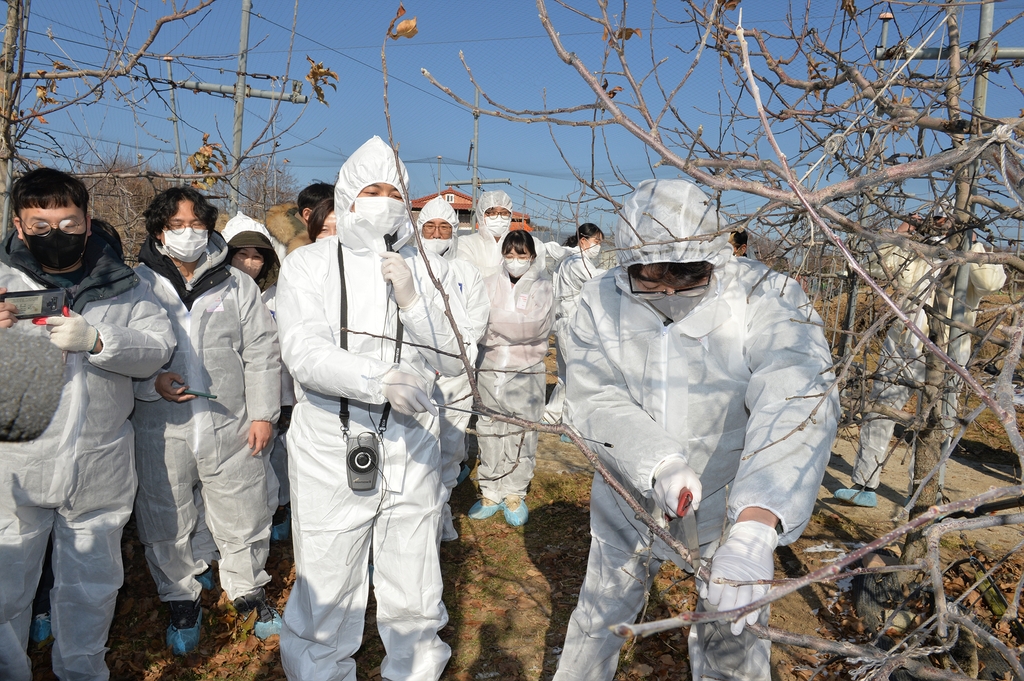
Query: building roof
410 186 532 230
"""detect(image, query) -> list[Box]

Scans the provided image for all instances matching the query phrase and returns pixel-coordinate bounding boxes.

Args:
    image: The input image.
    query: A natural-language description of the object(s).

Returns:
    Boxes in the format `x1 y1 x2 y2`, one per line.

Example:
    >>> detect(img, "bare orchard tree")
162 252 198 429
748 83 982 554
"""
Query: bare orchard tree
0 0 319 230
238 158 300 224
421 1 1024 677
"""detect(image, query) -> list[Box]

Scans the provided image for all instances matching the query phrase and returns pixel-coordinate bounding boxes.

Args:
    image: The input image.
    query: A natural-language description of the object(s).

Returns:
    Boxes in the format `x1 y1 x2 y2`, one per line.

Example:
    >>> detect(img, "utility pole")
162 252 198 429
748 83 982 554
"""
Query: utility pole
436 155 441 195
173 0 307 214
448 86 512 227
228 0 251 214
165 57 184 183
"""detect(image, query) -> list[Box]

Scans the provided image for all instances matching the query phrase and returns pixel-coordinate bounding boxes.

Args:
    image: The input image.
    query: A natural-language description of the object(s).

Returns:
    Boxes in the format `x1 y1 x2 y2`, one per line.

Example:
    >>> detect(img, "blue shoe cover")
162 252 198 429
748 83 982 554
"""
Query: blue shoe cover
196 567 214 591
560 434 572 443
503 497 529 527
468 498 504 520
456 463 471 486
270 505 291 542
166 611 201 656
30 613 51 643
270 519 291 542
253 610 283 640
834 488 877 507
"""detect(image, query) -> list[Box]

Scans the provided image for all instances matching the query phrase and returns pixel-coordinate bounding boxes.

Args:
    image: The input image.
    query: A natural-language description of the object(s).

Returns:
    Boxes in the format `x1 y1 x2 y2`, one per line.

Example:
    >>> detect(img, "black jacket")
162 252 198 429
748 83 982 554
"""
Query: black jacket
0 229 138 313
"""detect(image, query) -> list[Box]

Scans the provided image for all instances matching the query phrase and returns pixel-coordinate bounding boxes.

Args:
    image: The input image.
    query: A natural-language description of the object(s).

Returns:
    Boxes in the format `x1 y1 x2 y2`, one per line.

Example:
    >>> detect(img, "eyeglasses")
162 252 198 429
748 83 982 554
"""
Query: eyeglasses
629 276 711 300
422 223 453 236
484 209 511 218
22 218 85 237
165 221 207 235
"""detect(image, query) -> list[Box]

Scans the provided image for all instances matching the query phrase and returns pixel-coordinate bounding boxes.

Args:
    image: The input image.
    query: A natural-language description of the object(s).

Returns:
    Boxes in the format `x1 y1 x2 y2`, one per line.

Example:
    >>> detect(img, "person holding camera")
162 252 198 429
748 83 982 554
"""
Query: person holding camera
131 187 283 655
0 168 174 680
275 136 466 680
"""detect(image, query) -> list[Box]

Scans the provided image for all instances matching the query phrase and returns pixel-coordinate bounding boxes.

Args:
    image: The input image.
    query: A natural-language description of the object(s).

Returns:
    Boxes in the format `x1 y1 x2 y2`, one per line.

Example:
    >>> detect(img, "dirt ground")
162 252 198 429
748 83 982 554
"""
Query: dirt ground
28 406 1023 681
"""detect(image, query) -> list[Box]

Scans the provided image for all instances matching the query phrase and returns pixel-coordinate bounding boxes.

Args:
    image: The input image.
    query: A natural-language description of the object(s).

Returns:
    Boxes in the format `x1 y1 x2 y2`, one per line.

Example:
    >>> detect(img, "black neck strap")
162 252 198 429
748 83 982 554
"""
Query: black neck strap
337 243 403 434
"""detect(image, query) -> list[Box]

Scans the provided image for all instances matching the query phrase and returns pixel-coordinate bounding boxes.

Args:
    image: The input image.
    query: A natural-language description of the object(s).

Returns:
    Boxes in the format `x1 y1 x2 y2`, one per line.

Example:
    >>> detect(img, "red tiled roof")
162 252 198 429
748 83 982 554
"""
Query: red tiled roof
411 187 533 231
410 187 474 211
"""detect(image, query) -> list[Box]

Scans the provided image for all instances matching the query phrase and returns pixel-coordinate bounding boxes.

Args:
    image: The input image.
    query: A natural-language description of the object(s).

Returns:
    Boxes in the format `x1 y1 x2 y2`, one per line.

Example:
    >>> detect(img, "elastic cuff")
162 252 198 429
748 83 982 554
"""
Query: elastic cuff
88 328 101 355
649 453 688 489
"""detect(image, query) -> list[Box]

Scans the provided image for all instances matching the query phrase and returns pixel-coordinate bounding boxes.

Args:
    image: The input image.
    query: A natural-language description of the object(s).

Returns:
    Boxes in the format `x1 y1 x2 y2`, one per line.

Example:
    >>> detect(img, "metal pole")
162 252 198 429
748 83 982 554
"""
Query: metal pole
436 155 441 195
228 0 252 214
165 58 184 183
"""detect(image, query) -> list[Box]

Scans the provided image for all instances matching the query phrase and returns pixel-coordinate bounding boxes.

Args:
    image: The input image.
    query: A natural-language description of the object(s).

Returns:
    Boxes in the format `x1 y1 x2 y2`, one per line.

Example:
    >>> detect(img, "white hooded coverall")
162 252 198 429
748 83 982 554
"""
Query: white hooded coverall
475 233 555 504
546 248 606 422
0 239 174 681
276 137 465 681
132 231 281 605
458 190 570 279
415 197 490 501
854 239 1005 489
553 180 839 681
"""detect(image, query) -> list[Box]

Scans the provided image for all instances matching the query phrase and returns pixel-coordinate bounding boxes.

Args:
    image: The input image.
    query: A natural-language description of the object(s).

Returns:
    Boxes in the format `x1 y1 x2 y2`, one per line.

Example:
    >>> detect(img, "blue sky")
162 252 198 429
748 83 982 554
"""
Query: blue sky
17 1 1024 243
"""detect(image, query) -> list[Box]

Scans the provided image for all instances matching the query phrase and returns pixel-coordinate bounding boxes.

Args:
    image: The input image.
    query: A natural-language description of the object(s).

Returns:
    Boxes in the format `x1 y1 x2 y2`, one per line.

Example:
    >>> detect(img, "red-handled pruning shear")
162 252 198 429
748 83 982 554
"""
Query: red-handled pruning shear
669 488 710 582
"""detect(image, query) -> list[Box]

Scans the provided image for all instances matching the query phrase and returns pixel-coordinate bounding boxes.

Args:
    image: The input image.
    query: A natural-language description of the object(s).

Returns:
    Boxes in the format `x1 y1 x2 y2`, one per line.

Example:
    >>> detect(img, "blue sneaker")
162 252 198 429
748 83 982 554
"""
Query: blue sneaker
195 567 214 591
834 488 878 507
468 498 504 520
233 589 282 640
456 463 471 486
166 599 202 655
270 504 291 542
503 496 529 527
29 613 51 643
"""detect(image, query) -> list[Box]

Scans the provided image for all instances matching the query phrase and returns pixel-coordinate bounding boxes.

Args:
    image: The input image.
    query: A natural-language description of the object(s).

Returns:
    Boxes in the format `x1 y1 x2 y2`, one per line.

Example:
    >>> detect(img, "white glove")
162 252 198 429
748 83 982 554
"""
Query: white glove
382 369 437 416
45 312 99 353
379 251 420 310
652 456 702 518
700 520 779 635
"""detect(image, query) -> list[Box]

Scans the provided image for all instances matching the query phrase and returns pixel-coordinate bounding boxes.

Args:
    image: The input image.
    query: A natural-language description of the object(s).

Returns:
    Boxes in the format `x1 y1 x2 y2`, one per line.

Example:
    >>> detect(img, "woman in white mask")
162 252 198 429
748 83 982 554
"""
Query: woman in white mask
545 223 606 423
469 229 554 527
455 190 514 279
133 187 283 655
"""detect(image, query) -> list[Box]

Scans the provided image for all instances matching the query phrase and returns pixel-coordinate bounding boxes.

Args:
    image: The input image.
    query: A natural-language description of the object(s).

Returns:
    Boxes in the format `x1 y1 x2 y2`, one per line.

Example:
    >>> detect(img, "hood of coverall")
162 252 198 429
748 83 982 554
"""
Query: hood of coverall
614 179 732 269
416 195 460 260
497 229 546 283
475 190 514 241
333 135 414 254
222 211 280 292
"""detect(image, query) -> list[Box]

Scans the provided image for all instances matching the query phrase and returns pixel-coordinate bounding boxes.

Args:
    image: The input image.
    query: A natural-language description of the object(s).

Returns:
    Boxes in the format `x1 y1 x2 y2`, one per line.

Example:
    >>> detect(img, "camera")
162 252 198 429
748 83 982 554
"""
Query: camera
0 289 67 319
346 432 379 491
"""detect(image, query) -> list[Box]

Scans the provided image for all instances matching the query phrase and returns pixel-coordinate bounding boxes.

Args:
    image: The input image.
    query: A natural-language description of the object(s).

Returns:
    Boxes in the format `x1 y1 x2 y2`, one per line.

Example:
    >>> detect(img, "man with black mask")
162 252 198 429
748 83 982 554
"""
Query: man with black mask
0 167 174 680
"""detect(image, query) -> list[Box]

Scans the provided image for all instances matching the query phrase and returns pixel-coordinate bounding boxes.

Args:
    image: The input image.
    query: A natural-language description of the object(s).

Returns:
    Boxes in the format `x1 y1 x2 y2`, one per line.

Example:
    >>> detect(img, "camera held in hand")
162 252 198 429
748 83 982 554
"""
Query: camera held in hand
346 432 379 491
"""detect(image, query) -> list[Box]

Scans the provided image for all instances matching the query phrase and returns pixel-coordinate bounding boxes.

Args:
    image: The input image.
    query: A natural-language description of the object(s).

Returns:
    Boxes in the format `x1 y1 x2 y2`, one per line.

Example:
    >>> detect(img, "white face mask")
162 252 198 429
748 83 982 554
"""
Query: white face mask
504 257 532 278
482 214 512 240
421 237 452 256
162 228 208 263
353 196 408 239
583 243 601 260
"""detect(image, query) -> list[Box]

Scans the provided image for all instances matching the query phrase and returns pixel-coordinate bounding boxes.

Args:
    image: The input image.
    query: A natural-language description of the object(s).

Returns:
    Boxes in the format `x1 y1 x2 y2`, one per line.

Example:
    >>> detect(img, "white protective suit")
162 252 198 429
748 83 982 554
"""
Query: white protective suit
545 248 606 422
276 137 465 681
853 239 1005 489
457 190 570 279
132 230 281 605
553 180 839 681
475 234 555 504
0 233 174 681
415 197 490 507
221 212 294 510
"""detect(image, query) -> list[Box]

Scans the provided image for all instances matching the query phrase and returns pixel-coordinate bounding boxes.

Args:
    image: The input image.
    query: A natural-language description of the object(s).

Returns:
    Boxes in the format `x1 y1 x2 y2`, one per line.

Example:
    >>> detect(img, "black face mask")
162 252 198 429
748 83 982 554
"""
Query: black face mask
23 230 88 270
